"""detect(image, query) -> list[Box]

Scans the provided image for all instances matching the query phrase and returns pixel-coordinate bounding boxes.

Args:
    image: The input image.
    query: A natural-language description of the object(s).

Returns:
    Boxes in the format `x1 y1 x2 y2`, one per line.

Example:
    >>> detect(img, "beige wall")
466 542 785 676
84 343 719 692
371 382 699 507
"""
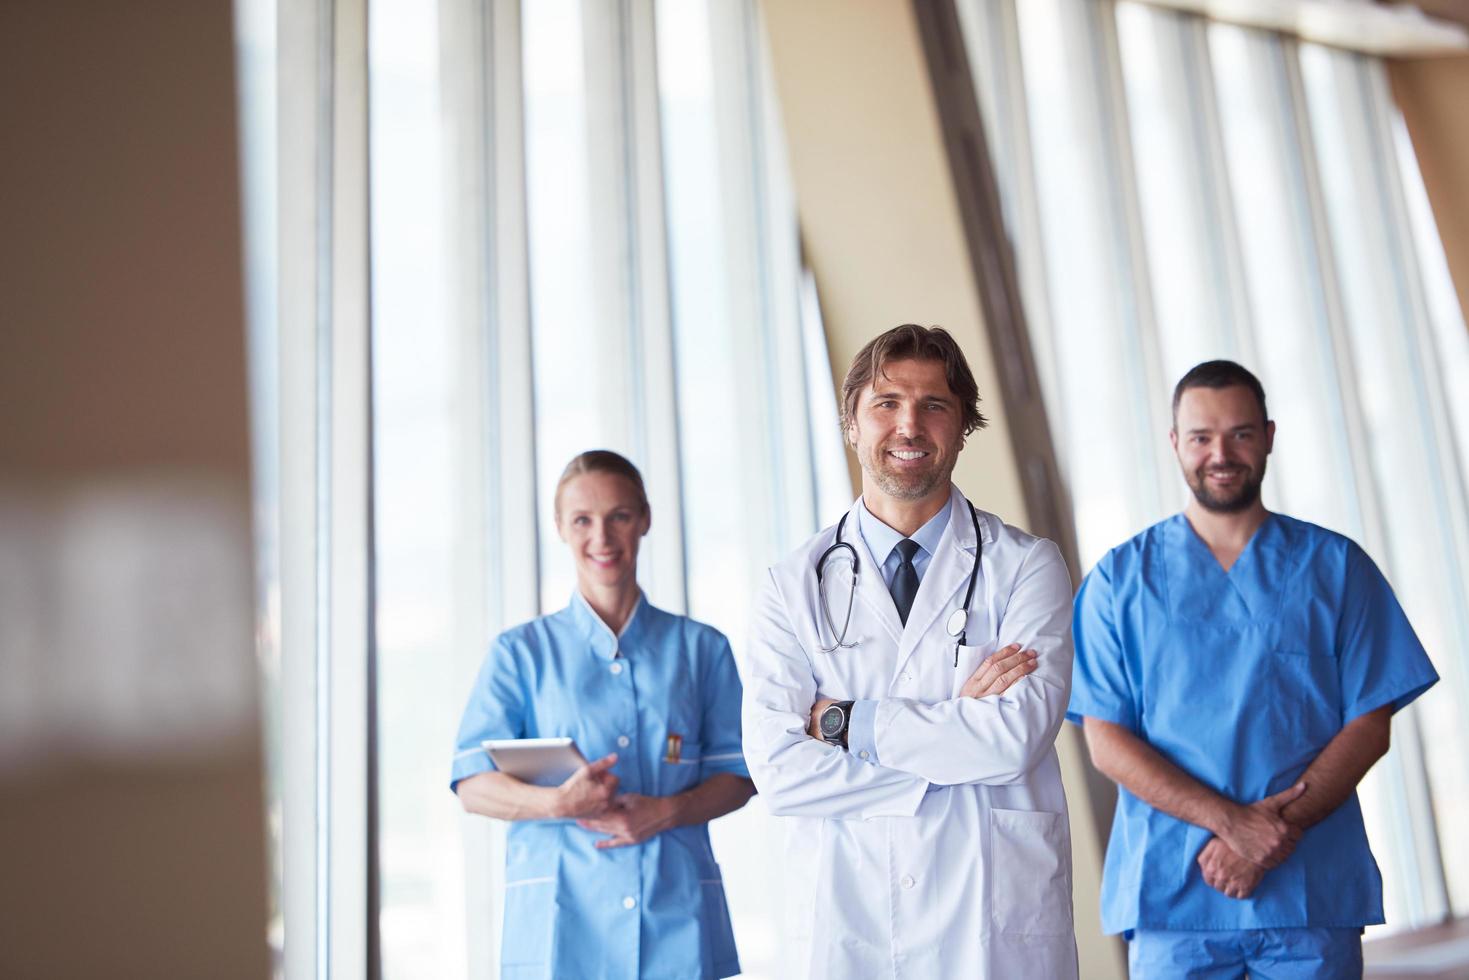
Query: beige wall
0 2 268 977
759 1 1123 975
1389 55 1469 329
760 1 1027 520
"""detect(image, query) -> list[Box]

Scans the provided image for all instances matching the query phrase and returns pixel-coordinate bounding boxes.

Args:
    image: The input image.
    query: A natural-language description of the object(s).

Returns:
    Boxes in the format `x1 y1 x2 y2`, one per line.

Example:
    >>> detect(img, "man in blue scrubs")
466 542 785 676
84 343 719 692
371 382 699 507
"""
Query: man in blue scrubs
1070 360 1439 977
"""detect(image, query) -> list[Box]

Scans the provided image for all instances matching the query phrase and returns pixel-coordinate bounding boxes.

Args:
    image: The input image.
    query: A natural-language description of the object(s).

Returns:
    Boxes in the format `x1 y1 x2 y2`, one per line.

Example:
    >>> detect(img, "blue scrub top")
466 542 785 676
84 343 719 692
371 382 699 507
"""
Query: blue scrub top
451 592 750 979
1069 513 1438 935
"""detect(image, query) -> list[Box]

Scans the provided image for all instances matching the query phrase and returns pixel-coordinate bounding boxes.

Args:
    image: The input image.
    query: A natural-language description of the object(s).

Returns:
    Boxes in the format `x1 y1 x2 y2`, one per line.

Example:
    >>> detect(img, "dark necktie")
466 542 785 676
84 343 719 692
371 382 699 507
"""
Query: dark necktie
891 539 921 626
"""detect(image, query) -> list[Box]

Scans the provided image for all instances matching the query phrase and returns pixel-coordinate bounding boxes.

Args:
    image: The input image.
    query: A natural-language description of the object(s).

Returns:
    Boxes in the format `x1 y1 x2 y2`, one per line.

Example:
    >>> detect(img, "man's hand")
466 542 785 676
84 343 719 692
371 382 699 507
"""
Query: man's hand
552 753 620 819
1216 782 1307 868
808 698 836 739
577 793 677 849
1197 836 1266 898
960 643 1038 699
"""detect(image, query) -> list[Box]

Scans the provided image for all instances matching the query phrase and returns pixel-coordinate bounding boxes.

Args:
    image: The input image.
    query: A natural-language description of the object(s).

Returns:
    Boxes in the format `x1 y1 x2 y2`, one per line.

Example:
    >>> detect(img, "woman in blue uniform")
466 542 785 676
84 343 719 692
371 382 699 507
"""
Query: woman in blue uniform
451 450 754 979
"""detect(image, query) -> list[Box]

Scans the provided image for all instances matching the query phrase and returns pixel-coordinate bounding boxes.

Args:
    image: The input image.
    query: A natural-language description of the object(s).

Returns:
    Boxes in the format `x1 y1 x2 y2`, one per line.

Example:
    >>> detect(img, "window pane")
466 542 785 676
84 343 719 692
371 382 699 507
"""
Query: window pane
1301 43 1466 925
234 0 282 968
1394 114 1469 919
1116 2 1248 381
369 1 468 974
963 0 1469 938
1207 23 1363 534
1009 0 1170 566
523 0 641 612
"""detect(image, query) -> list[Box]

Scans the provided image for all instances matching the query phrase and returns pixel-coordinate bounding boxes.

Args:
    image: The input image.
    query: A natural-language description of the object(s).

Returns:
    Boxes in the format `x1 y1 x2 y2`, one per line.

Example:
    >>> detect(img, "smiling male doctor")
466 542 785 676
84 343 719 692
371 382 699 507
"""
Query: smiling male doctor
742 324 1079 978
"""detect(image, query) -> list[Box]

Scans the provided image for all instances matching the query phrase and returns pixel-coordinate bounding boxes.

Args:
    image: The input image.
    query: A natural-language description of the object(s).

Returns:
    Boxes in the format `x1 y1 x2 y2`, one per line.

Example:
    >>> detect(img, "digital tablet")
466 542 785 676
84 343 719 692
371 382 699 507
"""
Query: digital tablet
482 737 587 787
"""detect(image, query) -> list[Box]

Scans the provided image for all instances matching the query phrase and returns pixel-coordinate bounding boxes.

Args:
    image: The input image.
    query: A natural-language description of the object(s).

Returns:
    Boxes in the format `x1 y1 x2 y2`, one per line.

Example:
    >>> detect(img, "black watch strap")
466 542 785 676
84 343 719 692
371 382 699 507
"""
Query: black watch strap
820 700 856 747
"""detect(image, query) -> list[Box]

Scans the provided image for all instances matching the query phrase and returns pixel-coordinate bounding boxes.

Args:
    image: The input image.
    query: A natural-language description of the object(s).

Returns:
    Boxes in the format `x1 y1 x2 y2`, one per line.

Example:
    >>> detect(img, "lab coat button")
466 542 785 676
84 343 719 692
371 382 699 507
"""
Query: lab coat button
901 874 915 889
609 662 623 675
901 672 912 683
622 896 637 910
617 735 630 748
858 751 870 760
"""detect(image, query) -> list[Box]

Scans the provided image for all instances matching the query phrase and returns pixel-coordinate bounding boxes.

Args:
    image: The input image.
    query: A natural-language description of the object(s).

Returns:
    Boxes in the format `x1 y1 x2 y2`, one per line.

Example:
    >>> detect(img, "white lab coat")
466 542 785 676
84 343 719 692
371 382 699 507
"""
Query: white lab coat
742 486 1079 979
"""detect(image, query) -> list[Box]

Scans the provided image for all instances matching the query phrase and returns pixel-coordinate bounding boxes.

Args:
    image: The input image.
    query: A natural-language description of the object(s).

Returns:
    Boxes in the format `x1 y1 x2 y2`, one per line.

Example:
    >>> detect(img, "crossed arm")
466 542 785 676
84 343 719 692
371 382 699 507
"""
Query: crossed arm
744 541 1074 815
1082 706 1392 898
806 643 1040 737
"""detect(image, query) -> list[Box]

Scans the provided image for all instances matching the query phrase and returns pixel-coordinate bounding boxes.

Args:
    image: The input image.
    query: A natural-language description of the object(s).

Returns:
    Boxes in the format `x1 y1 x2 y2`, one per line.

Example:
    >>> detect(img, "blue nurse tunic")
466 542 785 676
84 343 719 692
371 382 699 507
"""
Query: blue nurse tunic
1069 513 1439 936
451 592 749 979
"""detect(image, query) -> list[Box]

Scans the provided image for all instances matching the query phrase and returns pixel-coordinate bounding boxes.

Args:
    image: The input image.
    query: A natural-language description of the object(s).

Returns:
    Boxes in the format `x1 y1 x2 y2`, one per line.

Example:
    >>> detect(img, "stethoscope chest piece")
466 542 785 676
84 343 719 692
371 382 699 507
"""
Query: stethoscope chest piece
816 500 983 656
945 608 967 638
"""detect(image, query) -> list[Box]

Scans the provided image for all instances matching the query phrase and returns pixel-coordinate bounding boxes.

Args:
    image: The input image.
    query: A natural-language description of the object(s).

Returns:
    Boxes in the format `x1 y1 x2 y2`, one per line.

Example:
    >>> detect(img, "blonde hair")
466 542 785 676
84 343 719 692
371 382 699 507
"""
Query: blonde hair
553 450 649 517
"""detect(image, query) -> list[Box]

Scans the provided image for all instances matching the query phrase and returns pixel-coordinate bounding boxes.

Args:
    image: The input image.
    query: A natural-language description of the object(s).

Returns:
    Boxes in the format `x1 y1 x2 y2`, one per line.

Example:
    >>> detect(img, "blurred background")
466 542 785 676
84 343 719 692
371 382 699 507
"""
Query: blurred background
3 0 1467 977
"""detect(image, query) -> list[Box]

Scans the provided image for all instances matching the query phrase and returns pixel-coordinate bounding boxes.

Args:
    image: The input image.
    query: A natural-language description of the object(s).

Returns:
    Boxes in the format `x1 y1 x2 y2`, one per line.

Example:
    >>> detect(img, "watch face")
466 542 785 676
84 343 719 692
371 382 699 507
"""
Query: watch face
819 706 845 737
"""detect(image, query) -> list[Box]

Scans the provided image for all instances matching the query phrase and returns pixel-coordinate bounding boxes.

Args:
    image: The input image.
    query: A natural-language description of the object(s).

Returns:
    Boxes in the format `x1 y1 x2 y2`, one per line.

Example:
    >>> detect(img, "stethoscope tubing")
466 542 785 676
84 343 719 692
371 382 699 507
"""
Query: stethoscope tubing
815 500 983 653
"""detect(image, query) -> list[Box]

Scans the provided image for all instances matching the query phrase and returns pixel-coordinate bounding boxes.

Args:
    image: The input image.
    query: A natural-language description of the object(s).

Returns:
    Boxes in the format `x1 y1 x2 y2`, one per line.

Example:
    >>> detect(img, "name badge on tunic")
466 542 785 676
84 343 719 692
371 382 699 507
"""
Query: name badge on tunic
664 734 682 763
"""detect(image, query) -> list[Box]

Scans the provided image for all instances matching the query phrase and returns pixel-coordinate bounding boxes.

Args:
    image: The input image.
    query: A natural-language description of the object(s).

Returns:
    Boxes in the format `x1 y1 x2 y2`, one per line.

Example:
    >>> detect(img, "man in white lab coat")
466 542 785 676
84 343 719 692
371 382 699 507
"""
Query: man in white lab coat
742 324 1079 979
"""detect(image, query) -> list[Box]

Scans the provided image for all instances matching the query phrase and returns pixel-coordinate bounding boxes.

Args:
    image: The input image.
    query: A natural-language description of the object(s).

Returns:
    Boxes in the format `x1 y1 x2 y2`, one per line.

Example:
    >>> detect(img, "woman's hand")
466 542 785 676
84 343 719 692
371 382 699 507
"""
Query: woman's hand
959 643 1038 699
552 753 620 819
577 793 678 849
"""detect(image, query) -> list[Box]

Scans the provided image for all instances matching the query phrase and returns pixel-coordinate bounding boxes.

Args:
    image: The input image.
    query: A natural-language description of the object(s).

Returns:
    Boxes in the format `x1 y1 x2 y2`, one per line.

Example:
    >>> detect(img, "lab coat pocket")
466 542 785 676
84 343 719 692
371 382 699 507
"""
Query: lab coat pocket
952 641 997 697
989 808 1073 937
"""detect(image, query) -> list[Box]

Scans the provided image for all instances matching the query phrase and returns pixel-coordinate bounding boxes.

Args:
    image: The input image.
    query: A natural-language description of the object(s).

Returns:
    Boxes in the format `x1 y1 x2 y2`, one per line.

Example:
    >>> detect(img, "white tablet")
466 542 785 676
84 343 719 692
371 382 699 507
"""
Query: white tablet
482 737 587 787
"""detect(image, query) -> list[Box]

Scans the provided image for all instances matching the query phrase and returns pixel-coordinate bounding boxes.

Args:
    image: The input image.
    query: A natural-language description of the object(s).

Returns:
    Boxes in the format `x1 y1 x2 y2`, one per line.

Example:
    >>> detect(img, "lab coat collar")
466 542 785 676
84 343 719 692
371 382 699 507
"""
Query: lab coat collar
568 589 647 660
837 499 905 647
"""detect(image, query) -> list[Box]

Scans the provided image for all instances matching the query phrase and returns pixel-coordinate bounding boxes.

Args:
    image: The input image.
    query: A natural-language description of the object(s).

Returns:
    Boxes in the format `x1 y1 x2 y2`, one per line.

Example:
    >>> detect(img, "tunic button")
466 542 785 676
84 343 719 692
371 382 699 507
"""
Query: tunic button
617 735 630 748
858 751 870 760
901 874 915 889
609 662 623 676
622 896 637 910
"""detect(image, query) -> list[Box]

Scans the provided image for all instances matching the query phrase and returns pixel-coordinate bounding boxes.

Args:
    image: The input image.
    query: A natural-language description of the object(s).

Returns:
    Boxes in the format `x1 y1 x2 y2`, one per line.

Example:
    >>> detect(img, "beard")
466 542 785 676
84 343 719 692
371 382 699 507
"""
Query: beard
1187 460 1265 513
863 441 956 502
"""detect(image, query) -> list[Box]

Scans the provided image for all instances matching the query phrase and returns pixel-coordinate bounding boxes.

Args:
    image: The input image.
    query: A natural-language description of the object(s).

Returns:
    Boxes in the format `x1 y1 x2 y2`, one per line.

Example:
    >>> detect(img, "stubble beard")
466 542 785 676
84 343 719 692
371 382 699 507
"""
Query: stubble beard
864 445 956 502
1188 461 1265 514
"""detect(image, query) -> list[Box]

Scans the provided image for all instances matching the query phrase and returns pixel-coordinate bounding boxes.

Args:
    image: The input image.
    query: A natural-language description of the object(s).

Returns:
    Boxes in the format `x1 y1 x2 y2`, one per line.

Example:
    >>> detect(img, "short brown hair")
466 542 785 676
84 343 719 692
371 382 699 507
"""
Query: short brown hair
1172 359 1268 427
554 450 649 516
840 324 987 436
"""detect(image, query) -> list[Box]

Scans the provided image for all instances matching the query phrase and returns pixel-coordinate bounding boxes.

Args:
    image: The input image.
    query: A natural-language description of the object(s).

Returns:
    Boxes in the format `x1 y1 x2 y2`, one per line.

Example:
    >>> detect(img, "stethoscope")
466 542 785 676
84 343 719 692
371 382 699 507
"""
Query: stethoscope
815 500 983 666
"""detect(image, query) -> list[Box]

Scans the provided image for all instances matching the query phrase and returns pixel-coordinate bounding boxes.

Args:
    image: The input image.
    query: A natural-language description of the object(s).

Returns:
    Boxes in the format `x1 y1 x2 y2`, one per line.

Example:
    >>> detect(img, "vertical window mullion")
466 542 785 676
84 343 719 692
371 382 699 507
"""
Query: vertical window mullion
624 0 688 612
278 0 373 974
329 0 373 974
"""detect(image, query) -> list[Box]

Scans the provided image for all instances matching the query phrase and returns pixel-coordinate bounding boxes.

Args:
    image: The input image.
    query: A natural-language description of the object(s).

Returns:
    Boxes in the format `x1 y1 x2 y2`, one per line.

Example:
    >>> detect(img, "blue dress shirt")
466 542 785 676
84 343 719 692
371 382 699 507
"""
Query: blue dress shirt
845 499 952 765
1069 513 1439 935
451 592 749 978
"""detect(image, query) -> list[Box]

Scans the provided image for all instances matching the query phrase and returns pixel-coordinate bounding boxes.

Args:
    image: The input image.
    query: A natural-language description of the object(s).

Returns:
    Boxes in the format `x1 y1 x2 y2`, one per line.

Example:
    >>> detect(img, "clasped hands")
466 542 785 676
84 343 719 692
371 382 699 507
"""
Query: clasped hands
1197 782 1308 899
551 752 676 850
807 642 1039 739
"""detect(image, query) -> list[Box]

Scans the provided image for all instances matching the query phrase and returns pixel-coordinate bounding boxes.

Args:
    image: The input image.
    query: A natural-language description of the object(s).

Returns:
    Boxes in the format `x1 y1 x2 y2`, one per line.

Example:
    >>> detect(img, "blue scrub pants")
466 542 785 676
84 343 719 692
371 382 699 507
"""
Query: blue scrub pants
1128 928 1363 979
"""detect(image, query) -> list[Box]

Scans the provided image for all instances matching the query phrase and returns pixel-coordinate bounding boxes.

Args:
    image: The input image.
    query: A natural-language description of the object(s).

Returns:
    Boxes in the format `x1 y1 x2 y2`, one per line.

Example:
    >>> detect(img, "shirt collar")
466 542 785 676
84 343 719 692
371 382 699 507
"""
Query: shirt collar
856 496 952 567
568 589 646 660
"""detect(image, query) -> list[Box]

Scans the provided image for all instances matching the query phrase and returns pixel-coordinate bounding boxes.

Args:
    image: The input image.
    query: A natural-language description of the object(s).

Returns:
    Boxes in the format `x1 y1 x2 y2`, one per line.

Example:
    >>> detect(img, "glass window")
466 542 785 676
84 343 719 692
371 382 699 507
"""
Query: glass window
957 0 1469 933
358 1 840 976
368 0 470 975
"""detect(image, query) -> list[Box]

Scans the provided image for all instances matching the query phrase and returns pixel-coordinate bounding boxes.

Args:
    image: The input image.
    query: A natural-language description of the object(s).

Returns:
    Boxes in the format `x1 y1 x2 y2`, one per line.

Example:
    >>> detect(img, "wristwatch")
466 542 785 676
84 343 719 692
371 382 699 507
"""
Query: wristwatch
818 701 856 748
